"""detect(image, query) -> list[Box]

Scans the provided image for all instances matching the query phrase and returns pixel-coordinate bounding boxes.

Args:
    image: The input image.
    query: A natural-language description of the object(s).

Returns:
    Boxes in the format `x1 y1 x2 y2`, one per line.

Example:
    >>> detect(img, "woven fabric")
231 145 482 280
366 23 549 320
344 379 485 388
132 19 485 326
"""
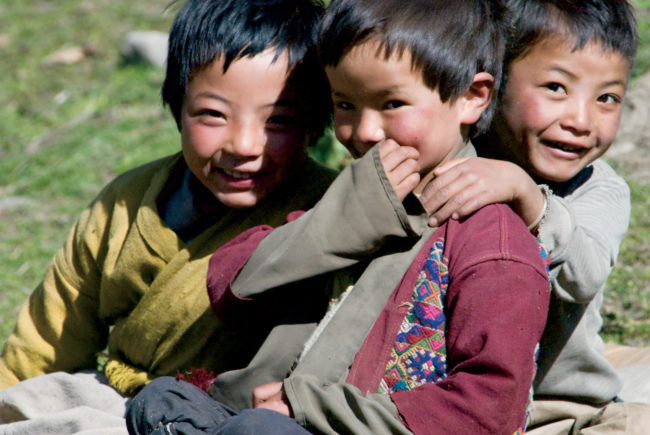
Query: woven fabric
378 239 448 394
379 238 547 433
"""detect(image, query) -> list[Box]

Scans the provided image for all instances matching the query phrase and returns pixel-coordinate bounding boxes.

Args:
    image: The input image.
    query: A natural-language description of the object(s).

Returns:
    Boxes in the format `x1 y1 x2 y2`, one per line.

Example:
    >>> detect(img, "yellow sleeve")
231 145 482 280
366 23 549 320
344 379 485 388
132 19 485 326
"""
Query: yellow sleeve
0 195 110 389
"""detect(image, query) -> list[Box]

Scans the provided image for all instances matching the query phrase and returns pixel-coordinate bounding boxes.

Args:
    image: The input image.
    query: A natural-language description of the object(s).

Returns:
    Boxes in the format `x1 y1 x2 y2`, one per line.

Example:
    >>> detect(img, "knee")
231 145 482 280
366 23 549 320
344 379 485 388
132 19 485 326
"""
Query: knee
128 376 181 411
126 376 235 435
125 376 184 434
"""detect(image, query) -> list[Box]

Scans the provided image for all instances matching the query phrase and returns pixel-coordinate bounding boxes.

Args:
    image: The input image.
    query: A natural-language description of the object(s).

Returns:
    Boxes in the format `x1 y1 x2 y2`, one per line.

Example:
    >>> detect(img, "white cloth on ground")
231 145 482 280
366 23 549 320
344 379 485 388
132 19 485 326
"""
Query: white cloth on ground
0 370 127 435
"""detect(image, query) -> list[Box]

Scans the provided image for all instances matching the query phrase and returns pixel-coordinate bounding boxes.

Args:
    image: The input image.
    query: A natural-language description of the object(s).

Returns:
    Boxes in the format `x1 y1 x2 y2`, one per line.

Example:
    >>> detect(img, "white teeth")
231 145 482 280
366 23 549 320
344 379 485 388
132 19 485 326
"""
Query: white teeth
546 141 584 152
222 168 252 179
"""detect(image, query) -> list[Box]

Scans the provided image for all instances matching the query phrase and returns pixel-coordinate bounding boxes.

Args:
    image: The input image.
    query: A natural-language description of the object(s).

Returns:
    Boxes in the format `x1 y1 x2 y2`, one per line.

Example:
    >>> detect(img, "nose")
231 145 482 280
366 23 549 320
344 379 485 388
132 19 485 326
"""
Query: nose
560 98 594 136
354 109 385 148
229 120 264 158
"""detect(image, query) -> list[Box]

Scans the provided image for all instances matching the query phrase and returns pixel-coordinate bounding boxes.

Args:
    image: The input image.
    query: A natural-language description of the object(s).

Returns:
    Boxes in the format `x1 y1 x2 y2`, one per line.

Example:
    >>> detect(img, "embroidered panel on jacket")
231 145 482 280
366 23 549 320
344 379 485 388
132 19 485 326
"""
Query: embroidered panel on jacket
377 237 545 434
378 239 448 394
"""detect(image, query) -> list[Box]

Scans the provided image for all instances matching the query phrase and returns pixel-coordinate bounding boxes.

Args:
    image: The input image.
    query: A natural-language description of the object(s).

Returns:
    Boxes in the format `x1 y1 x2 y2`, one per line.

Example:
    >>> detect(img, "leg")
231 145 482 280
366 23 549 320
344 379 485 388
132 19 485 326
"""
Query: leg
126 376 234 435
526 400 596 435
217 409 311 435
581 401 650 435
527 399 650 435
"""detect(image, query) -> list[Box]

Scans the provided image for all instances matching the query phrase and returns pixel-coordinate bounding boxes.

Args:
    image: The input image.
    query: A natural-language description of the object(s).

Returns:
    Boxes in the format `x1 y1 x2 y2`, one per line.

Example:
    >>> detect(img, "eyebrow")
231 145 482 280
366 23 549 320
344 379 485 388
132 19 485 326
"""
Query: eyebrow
548 65 576 79
196 92 299 109
196 92 229 103
549 66 626 88
331 87 400 99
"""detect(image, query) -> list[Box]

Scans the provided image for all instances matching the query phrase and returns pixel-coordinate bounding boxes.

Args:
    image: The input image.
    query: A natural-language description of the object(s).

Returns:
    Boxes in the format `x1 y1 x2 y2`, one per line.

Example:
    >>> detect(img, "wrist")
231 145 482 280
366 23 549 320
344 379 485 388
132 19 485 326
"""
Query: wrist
511 168 544 226
527 184 552 235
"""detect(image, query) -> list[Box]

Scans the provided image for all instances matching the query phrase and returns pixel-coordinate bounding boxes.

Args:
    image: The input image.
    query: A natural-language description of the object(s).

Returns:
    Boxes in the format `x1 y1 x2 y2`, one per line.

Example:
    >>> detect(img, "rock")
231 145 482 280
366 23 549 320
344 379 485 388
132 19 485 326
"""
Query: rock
0 34 10 49
42 46 86 66
120 31 168 68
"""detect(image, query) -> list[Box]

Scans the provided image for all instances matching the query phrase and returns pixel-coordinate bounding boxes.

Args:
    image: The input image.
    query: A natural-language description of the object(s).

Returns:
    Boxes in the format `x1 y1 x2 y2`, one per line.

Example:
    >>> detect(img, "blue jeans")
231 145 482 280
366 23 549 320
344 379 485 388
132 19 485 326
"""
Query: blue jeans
126 376 311 435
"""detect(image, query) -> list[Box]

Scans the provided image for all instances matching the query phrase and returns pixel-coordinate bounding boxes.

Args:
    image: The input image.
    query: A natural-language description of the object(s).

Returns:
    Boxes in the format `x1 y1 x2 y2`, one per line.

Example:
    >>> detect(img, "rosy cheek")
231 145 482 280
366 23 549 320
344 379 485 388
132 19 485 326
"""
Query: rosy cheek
334 125 352 145
389 118 420 147
266 134 305 165
186 131 213 158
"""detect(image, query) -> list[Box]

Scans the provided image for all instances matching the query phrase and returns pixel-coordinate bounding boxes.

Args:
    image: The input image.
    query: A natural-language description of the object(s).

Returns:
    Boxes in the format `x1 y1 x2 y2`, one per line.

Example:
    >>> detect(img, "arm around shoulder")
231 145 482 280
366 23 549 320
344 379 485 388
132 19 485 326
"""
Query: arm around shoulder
282 206 549 434
538 163 630 302
228 144 428 300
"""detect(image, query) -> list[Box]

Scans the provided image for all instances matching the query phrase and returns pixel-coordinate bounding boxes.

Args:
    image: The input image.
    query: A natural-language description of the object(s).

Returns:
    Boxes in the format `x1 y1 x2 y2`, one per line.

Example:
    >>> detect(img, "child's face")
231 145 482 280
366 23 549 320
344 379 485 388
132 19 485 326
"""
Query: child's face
180 49 308 209
325 41 468 176
500 37 629 183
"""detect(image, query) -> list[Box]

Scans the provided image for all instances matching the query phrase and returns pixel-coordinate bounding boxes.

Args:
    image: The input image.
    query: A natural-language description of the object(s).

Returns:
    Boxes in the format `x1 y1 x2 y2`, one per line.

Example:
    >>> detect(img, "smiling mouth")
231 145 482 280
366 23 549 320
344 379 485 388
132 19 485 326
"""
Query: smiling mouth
220 167 254 179
542 140 588 154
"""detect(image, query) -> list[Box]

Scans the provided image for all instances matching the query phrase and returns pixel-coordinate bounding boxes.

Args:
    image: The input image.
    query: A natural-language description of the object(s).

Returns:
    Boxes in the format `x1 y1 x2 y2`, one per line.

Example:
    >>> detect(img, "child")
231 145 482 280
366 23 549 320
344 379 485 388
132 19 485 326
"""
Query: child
0 0 335 432
416 0 650 432
127 0 550 433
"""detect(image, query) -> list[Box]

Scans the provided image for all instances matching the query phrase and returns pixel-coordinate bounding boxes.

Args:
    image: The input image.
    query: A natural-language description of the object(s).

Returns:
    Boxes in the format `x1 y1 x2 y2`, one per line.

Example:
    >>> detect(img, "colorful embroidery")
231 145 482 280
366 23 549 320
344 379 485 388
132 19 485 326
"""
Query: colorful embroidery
378 240 448 395
378 238 547 434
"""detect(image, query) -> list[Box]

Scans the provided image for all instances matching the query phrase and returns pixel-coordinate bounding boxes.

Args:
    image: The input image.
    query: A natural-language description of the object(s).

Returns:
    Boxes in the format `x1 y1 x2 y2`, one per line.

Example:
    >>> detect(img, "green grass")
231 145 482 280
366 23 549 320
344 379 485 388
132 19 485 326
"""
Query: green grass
0 0 179 341
601 181 650 346
0 0 649 348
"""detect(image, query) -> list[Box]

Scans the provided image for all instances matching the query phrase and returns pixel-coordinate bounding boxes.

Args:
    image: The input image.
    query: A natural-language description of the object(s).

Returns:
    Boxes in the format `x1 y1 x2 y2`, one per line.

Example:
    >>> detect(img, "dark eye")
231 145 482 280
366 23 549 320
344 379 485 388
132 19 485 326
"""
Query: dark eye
201 109 225 118
384 100 406 110
545 82 566 94
597 93 621 105
335 101 354 111
267 115 297 128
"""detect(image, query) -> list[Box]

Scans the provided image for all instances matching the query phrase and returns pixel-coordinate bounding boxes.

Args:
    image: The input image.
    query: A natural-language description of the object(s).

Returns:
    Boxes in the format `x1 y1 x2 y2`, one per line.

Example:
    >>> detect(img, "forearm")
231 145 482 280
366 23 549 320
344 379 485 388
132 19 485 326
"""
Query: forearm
511 165 547 228
232 145 427 299
285 375 411 435
538 178 630 302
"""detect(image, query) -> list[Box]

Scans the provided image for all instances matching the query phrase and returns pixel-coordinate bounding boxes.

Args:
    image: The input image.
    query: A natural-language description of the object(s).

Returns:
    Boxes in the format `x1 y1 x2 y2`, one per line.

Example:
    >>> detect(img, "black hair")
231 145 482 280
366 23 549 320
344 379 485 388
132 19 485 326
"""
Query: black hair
503 0 638 86
318 0 506 136
163 0 330 139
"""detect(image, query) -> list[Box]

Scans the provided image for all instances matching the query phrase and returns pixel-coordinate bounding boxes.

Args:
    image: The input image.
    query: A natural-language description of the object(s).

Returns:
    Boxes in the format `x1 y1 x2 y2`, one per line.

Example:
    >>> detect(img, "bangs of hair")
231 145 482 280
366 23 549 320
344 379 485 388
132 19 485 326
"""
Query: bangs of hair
504 0 637 71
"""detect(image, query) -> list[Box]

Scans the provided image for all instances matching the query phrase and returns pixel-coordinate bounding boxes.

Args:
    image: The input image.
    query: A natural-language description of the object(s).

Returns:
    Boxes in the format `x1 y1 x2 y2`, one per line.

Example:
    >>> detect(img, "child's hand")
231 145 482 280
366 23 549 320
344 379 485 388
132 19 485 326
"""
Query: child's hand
253 381 292 417
379 139 420 201
420 157 544 227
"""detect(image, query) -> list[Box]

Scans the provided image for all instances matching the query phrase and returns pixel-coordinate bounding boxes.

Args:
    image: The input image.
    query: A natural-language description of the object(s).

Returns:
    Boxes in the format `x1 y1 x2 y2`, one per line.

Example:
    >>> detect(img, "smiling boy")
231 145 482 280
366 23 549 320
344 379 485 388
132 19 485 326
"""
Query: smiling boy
415 0 650 432
0 0 335 432
178 49 314 210
128 0 550 433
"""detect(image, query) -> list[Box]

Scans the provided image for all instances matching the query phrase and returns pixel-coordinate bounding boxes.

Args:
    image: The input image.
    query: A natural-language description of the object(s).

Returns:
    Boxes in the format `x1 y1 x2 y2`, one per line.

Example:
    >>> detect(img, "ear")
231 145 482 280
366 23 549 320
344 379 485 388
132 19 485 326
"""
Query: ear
459 72 494 125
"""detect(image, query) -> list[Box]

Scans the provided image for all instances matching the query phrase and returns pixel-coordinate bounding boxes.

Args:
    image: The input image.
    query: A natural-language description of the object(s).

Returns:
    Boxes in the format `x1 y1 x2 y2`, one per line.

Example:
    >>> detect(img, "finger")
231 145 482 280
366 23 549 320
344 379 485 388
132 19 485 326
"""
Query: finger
428 186 490 226
252 382 283 407
433 157 471 176
420 170 470 215
378 138 399 159
393 172 421 201
390 156 420 185
381 145 419 174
